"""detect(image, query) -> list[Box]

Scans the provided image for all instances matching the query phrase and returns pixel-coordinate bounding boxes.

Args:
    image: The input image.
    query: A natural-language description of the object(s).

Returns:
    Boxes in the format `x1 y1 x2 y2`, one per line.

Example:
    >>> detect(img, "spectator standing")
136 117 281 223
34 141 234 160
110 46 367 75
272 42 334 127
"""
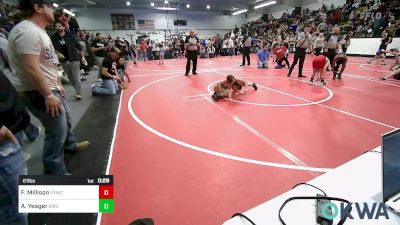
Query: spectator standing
130 43 137 64
51 21 87 100
91 33 107 79
68 15 79 36
158 42 165 65
139 38 148 61
227 36 235 57
7 0 90 175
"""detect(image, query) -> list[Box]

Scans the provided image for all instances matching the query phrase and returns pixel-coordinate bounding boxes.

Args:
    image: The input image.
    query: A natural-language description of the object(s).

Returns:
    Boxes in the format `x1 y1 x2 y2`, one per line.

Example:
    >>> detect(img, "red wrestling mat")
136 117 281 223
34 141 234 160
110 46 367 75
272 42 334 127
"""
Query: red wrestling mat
98 55 400 225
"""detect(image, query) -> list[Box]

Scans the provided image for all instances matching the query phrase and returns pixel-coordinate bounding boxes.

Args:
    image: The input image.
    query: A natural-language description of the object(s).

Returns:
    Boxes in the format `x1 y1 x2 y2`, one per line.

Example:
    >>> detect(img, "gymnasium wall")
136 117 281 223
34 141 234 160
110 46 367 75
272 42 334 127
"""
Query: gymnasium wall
347 38 400 56
74 7 245 41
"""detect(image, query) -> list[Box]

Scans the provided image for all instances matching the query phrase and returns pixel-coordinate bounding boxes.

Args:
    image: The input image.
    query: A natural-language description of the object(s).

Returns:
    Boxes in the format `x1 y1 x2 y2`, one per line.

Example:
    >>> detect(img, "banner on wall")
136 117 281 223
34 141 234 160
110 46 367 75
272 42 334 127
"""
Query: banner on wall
138 20 155 30
111 14 134 30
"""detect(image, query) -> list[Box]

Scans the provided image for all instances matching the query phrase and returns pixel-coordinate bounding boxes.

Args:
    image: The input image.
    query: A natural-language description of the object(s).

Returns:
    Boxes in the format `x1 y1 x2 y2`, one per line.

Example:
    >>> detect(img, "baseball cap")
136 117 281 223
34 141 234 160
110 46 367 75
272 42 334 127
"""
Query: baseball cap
19 0 54 10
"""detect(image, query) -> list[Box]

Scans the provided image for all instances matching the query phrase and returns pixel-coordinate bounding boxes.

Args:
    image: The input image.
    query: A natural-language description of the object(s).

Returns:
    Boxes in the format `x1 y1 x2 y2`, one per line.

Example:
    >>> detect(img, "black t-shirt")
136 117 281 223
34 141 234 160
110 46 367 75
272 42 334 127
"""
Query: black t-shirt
124 40 130 51
117 62 125 71
58 35 71 61
101 56 118 80
91 39 107 57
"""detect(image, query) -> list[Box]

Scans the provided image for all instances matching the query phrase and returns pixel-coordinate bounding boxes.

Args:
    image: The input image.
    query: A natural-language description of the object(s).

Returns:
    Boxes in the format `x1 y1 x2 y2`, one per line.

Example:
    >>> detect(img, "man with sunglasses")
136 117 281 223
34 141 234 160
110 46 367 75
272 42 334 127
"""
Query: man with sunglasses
7 0 90 175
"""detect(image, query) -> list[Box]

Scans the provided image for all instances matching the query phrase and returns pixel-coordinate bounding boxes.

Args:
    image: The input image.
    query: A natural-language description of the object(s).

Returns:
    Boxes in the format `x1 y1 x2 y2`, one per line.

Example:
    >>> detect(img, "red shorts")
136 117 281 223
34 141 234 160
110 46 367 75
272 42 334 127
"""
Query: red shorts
312 55 326 69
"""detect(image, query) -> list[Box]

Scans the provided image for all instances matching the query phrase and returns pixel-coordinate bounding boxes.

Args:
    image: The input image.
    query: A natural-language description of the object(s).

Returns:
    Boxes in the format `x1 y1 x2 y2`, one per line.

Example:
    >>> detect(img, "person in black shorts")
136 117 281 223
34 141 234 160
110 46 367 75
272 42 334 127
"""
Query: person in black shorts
368 29 393 65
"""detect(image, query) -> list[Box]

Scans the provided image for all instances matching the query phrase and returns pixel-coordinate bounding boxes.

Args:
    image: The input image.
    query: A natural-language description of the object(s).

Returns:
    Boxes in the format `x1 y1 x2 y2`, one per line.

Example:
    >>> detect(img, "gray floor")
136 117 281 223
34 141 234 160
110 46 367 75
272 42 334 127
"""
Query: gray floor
24 69 100 175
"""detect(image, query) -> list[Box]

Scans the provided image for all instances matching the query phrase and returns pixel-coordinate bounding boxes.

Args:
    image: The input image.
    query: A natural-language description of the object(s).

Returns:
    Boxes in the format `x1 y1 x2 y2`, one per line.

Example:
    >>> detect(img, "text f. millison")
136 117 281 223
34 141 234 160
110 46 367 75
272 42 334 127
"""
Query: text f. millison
20 190 64 195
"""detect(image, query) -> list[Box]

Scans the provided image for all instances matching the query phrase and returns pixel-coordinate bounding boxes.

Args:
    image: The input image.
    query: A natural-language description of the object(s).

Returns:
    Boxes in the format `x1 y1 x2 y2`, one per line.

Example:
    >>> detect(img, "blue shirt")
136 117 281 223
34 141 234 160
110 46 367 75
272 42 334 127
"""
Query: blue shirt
289 24 297 33
201 39 206 48
257 50 270 63
252 37 257 45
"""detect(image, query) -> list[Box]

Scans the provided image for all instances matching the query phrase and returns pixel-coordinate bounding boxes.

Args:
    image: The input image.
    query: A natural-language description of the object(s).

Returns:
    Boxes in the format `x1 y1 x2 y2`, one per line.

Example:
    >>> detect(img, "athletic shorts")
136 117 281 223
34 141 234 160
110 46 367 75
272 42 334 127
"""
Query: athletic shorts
336 57 346 65
235 80 246 86
312 55 326 69
379 43 387 51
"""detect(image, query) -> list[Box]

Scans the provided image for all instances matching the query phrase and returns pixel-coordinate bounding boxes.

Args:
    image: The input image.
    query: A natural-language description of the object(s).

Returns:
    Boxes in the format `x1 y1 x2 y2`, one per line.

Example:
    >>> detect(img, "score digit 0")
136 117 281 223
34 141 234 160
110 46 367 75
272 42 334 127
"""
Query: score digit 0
99 185 113 199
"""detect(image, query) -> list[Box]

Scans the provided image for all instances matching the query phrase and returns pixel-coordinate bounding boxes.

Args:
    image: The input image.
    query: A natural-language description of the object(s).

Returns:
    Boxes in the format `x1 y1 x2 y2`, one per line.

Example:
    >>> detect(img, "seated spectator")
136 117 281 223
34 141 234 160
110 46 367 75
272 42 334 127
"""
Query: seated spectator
200 46 208 58
207 45 216 58
318 21 328 32
229 0 400 41
377 2 388 13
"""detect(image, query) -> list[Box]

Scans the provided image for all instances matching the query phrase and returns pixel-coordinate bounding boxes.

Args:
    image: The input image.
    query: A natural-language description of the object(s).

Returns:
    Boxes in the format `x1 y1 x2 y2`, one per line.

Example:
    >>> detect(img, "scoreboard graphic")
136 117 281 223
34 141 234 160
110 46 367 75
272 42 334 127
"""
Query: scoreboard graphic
18 175 114 213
